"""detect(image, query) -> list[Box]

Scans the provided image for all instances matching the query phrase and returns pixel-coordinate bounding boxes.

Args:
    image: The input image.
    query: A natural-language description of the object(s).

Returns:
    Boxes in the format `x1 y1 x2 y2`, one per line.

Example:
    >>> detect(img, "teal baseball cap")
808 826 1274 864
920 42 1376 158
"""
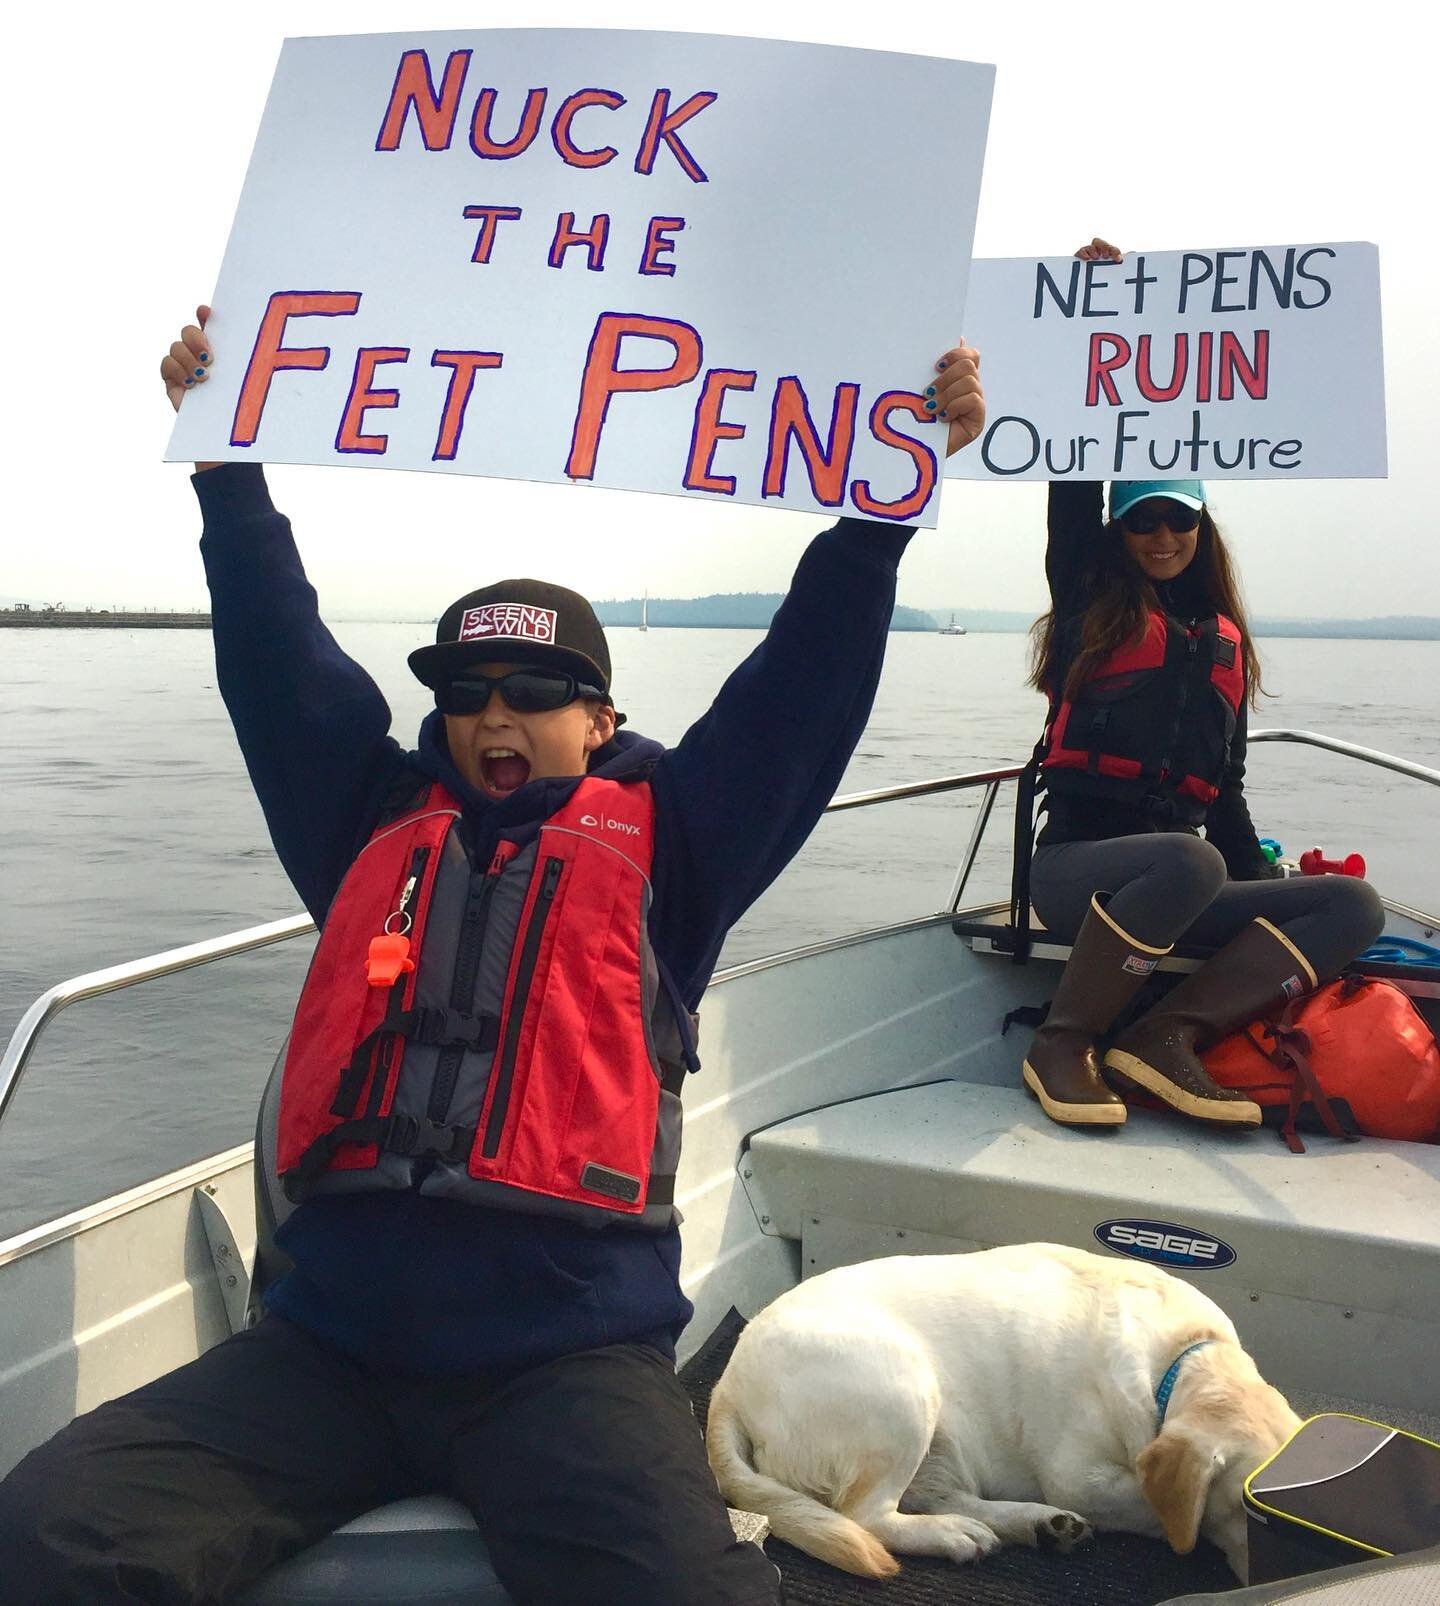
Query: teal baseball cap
1109 480 1207 522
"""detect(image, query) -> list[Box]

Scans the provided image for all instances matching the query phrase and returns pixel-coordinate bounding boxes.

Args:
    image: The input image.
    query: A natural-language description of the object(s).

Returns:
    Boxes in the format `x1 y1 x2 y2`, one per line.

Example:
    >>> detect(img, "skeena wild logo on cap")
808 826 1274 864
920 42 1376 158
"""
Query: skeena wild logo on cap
458 603 558 645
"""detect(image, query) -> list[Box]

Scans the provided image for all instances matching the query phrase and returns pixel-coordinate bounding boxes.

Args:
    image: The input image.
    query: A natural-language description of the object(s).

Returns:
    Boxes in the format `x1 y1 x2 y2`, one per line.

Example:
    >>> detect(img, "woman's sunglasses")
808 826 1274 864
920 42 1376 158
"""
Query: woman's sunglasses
435 667 605 716
1119 503 1202 536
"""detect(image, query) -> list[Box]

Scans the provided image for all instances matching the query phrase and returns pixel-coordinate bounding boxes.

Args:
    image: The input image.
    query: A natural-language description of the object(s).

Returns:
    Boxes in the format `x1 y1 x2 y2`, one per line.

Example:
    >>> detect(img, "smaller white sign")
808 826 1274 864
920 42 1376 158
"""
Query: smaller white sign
947 243 1386 482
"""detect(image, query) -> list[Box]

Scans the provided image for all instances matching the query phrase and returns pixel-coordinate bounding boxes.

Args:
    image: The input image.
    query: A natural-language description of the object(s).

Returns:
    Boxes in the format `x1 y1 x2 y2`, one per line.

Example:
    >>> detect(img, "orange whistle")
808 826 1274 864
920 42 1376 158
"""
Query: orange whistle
366 932 415 987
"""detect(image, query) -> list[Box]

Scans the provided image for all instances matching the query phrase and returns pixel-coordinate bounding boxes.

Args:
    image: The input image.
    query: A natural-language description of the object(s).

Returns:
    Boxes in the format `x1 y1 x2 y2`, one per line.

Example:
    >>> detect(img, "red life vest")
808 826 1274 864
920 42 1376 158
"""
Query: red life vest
1040 609 1245 823
274 775 695 1231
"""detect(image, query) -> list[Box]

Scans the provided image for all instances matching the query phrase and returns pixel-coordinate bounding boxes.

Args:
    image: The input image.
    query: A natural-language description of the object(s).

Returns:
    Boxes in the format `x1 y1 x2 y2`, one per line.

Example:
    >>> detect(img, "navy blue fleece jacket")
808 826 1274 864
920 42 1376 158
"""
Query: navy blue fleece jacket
196 463 912 1376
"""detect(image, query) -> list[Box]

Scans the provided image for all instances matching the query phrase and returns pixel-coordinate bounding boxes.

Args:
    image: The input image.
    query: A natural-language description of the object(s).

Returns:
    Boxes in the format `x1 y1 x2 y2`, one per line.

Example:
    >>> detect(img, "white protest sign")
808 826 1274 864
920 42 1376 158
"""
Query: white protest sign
946 244 1386 482
167 30 993 529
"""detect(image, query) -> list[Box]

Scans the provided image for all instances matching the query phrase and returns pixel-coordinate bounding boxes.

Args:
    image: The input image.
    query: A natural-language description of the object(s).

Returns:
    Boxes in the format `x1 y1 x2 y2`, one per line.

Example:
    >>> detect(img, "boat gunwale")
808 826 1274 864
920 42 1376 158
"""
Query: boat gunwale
0 1143 253 1270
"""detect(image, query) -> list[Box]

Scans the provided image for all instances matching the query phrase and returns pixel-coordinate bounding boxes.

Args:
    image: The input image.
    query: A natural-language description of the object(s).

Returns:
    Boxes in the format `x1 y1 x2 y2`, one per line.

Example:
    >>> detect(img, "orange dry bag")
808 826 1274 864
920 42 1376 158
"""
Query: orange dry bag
1201 976 1440 1152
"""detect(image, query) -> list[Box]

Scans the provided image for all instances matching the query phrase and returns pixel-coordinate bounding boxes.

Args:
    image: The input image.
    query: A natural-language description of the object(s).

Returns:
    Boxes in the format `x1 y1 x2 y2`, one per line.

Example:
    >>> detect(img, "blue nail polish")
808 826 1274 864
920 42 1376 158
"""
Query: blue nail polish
924 399 936 411
940 410 949 420
925 386 935 397
184 378 194 387
199 351 210 362
936 359 948 370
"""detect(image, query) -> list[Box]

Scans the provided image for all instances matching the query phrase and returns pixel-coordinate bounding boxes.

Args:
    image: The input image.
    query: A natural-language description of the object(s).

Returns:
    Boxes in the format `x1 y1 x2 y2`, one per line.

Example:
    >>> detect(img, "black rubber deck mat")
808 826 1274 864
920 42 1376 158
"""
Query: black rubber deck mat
679 1309 1238 1606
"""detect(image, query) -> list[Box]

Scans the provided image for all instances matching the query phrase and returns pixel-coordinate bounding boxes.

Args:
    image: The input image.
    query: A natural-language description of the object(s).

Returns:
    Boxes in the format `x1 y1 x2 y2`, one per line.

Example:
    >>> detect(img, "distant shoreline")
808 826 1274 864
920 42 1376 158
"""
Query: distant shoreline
0 610 211 630
5 606 1436 642
590 597 1440 641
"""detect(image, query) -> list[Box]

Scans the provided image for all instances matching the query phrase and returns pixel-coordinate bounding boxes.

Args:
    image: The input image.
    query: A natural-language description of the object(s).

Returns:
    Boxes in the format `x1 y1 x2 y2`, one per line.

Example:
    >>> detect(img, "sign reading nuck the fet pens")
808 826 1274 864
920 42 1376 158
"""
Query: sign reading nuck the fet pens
167 29 994 528
947 244 1386 481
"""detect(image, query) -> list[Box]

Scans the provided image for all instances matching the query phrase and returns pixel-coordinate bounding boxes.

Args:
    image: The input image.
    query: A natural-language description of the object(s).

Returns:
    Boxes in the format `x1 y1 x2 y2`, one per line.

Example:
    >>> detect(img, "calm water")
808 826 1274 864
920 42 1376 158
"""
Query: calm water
3 625 1438 1238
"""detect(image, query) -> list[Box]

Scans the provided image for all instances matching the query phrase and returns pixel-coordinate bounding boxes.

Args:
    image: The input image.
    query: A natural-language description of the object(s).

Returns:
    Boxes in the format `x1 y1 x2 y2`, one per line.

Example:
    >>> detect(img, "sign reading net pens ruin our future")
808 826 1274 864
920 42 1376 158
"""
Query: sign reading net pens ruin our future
167 30 994 528
946 244 1386 482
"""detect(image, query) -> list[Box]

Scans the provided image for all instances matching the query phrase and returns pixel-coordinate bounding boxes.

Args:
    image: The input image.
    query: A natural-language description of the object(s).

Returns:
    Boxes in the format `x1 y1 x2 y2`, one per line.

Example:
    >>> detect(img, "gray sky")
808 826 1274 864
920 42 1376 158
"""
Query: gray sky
8 0 1435 621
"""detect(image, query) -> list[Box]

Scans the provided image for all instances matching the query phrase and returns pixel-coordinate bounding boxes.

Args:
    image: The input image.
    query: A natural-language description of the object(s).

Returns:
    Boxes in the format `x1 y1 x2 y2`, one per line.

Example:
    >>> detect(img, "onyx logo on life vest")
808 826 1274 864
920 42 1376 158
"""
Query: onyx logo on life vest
579 813 641 837
458 603 557 644
1094 1218 1237 1271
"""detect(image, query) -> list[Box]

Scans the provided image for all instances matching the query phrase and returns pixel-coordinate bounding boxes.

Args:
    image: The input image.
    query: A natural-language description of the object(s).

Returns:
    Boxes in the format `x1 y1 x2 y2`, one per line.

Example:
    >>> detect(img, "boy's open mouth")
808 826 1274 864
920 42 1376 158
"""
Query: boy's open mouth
480 747 532 796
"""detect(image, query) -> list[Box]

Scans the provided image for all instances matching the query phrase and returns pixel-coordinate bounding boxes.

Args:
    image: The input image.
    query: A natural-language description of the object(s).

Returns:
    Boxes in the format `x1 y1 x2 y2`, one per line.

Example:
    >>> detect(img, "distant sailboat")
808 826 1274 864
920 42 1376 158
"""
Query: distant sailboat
939 613 966 636
639 592 649 632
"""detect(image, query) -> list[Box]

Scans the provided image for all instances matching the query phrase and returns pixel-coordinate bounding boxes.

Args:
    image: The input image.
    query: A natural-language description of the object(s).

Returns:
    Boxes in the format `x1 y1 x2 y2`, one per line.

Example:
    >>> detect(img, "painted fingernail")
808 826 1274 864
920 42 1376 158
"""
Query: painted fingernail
940 409 949 420
199 351 210 362
924 399 937 411
184 378 195 387
925 386 936 397
936 359 948 371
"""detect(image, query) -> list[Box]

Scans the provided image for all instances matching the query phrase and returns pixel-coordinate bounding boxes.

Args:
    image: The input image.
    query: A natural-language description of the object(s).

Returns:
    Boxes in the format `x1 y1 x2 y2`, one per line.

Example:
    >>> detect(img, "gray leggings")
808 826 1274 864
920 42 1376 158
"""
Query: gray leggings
1030 833 1386 983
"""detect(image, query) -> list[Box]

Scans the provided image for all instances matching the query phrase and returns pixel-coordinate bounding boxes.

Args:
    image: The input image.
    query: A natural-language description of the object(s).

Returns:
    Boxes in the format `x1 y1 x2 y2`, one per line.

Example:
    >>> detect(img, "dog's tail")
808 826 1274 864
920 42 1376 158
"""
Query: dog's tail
705 1390 899 1579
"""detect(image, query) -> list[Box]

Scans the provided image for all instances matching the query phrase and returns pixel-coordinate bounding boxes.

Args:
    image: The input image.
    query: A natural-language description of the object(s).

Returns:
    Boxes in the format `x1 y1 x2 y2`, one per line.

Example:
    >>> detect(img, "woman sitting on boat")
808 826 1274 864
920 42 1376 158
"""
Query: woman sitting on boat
1020 243 1383 1130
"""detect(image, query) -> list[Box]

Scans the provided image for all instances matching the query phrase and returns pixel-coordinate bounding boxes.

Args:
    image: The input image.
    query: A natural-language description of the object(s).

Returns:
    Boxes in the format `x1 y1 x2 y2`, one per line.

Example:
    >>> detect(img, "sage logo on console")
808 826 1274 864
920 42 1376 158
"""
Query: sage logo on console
1094 1218 1236 1271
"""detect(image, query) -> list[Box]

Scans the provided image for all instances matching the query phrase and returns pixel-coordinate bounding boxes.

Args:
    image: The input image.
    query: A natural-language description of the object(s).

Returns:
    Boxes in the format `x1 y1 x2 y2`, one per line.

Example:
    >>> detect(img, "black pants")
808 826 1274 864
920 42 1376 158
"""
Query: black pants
0 1316 780 1606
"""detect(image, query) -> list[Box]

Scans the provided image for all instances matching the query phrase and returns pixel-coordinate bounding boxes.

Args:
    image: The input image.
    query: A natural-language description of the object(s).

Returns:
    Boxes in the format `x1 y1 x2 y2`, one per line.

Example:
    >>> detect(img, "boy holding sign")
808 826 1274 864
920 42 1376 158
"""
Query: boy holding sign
0 318 983 1604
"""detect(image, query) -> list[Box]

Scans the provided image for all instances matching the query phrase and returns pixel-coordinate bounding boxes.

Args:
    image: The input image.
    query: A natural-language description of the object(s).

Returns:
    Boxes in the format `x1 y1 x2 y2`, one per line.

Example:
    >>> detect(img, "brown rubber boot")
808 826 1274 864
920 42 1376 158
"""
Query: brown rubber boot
1022 893 1173 1127
1104 917 1320 1128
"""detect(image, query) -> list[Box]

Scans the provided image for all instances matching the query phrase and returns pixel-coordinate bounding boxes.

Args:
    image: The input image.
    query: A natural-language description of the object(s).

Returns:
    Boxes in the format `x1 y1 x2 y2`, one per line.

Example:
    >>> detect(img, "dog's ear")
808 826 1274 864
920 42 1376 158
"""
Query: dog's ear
1137 1427 1223 1554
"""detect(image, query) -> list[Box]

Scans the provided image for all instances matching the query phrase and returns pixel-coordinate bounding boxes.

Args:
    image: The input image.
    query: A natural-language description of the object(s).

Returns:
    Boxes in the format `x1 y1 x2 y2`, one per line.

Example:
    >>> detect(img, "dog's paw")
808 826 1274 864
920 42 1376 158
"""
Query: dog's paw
1036 1510 1094 1554
953 1517 1002 1562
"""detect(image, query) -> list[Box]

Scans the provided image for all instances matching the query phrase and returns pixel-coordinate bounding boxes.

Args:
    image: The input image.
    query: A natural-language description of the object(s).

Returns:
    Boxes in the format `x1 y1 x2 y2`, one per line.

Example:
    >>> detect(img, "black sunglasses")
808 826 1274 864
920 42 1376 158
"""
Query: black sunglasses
435 668 605 716
1119 503 1202 536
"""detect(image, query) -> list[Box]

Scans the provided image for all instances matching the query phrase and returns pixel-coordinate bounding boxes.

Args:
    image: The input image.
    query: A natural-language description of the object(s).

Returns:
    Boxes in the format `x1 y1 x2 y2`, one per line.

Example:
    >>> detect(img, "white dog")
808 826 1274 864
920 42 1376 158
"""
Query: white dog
706 1243 1299 1581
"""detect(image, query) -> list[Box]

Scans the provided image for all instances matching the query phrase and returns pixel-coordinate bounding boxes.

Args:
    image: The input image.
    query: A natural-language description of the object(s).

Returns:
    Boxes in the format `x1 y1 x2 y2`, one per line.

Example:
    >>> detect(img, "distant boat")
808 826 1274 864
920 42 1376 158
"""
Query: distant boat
939 613 966 636
639 592 648 632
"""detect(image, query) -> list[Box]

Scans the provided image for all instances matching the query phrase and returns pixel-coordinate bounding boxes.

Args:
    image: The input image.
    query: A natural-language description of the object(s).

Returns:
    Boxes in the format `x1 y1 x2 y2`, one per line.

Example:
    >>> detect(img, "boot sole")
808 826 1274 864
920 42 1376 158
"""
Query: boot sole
1022 1062 1127 1126
1103 1050 1263 1127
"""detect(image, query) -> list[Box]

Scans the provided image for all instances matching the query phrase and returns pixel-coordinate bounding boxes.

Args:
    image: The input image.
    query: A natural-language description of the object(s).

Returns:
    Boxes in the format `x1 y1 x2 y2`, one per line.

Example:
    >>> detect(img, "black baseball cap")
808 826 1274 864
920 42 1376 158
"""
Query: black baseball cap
408 579 612 694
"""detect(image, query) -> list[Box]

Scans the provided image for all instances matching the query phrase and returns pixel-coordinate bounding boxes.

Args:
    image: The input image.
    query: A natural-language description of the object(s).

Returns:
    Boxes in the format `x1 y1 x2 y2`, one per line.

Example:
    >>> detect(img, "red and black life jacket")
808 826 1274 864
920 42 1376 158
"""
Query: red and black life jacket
274 775 696 1231
1040 609 1245 824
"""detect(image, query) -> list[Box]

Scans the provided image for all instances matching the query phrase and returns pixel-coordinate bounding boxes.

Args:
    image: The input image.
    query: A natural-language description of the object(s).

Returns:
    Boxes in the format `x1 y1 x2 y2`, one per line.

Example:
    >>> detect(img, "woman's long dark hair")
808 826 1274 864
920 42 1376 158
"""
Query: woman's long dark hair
1029 509 1263 708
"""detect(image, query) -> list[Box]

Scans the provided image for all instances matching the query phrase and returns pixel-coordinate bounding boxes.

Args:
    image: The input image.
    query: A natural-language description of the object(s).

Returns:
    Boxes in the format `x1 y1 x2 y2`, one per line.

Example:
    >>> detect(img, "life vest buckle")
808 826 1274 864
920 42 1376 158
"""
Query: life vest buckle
414 1007 497 1051
384 1113 471 1162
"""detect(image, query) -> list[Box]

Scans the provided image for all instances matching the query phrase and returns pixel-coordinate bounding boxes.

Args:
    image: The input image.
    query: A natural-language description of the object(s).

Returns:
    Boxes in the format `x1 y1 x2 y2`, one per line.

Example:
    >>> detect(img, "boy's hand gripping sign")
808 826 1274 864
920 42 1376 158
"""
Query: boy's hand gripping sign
167 29 994 528
947 244 1386 482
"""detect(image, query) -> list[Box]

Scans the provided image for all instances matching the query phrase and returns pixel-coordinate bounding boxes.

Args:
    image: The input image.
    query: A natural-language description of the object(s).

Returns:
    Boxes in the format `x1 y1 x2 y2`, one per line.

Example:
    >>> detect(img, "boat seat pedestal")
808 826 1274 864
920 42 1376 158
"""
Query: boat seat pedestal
235 1495 512 1605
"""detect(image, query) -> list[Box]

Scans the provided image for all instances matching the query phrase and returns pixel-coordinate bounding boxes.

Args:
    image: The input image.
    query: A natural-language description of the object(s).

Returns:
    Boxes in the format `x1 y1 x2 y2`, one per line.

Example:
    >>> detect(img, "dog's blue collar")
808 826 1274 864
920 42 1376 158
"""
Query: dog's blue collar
1155 1341 1217 1427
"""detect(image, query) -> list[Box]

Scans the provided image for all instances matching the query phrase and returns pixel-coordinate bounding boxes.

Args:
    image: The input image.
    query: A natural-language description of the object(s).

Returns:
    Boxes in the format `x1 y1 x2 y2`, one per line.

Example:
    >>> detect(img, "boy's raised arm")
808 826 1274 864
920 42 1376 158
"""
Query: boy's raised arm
166 311 405 920
195 466 405 921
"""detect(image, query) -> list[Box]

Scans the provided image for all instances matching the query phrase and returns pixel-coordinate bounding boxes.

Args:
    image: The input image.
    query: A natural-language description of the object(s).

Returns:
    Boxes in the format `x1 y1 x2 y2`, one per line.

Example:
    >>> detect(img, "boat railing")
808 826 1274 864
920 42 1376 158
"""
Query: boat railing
0 915 316 1131
3 732 1437 1135
1248 727 1440 789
